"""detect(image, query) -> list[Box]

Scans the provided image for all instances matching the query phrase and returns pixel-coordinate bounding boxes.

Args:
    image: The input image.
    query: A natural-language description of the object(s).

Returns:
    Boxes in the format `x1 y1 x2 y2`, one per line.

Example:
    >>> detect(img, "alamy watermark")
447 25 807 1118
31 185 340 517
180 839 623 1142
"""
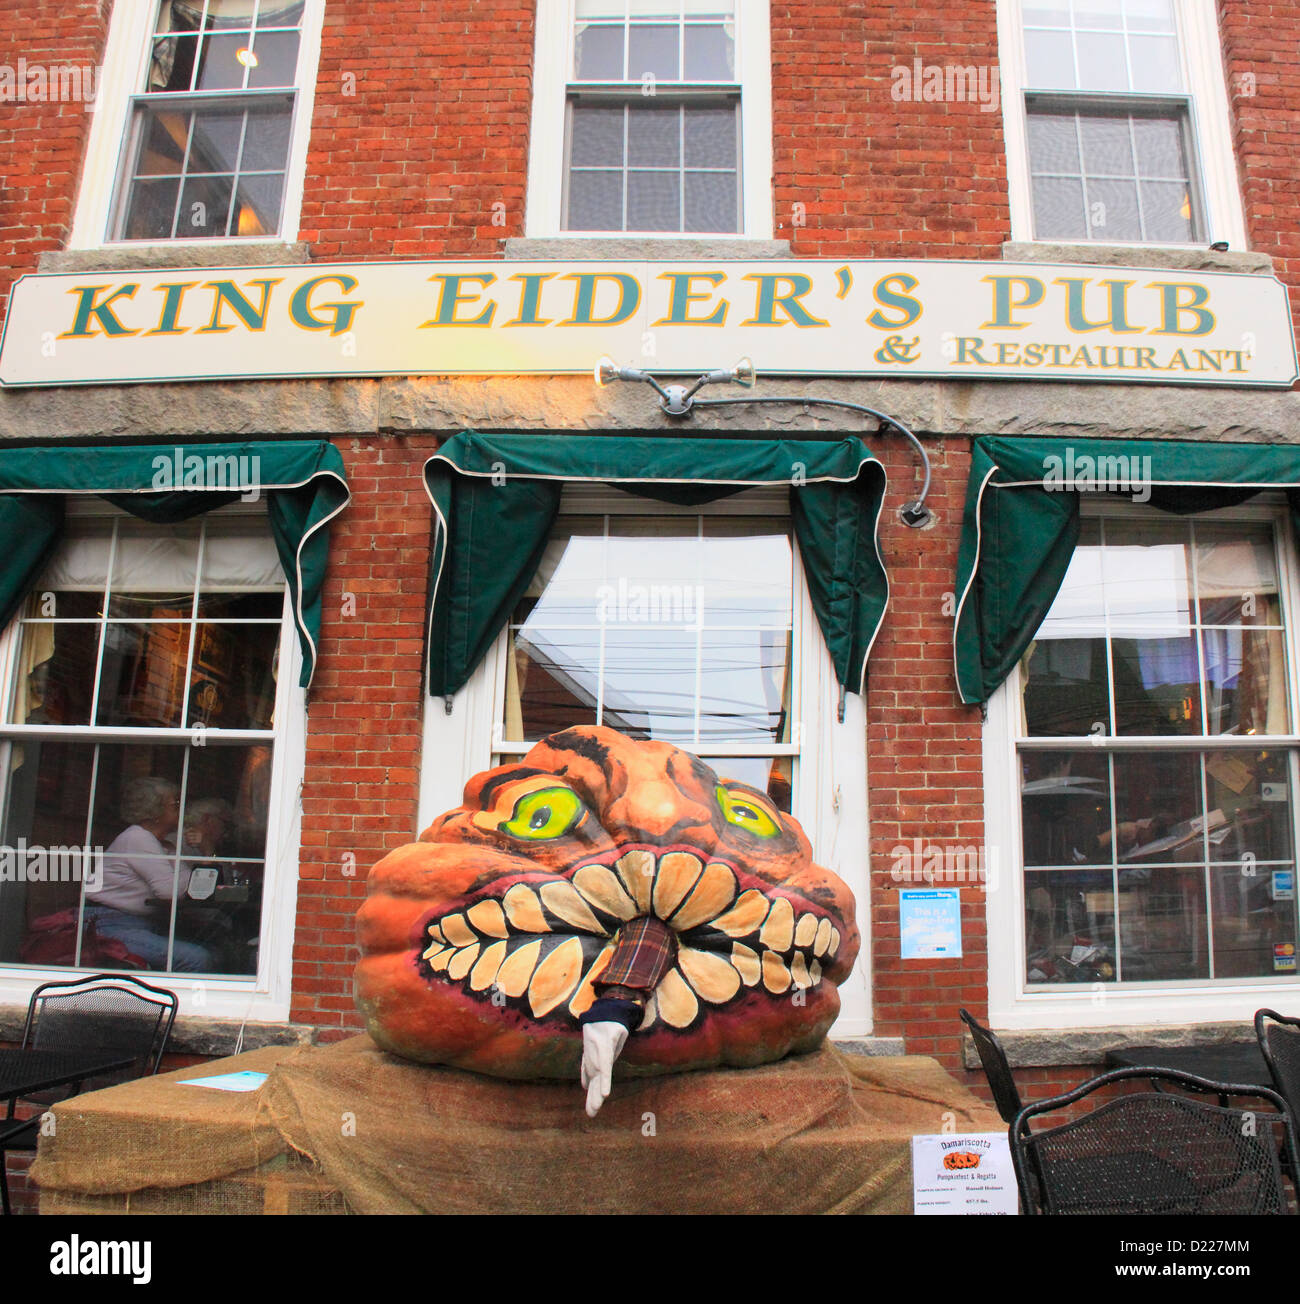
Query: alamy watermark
890 838 1000 891
891 59 1000 113
151 447 261 502
0 59 100 109
1043 447 1153 503
0 839 102 891
595 577 704 626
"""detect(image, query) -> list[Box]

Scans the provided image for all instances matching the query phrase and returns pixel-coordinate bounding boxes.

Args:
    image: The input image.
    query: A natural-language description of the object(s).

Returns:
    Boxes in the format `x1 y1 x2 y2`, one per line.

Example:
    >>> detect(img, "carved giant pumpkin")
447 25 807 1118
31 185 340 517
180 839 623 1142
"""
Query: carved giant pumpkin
355 726 860 1079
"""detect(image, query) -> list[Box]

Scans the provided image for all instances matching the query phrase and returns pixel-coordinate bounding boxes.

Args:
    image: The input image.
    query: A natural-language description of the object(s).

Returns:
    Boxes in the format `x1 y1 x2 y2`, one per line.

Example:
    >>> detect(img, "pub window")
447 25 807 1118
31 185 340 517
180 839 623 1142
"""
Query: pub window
492 492 798 809
0 506 294 979
997 0 1246 247
1016 509 1300 990
525 0 773 237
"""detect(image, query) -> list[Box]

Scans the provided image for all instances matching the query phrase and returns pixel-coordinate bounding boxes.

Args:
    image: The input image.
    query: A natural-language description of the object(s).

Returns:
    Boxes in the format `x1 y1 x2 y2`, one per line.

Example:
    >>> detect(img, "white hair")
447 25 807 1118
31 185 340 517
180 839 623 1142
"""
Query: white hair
121 776 179 825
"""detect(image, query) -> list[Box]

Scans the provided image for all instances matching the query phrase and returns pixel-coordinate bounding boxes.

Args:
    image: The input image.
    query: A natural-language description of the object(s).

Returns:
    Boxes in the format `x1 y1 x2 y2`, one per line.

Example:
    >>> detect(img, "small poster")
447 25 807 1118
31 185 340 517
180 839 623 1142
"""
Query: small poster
900 888 962 958
912 1133 1019 1214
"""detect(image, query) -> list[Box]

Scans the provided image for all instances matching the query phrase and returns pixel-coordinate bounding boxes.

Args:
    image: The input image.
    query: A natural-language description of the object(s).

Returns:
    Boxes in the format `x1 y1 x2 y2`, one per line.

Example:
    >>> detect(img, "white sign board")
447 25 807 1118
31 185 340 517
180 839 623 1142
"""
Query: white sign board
912 1132 1019 1215
1 258 1294 388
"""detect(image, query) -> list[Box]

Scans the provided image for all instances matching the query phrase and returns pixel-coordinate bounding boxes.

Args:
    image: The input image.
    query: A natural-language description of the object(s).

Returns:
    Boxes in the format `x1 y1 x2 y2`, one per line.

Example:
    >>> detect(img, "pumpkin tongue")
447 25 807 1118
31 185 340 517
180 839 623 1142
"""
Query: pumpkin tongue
417 848 841 1030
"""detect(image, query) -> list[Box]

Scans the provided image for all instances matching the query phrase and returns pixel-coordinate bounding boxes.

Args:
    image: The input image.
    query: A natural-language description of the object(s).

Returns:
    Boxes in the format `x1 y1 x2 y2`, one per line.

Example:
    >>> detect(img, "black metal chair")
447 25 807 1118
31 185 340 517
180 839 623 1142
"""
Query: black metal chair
1 972 178 1215
1010 1065 1300 1215
959 1008 1024 1124
1255 1009 1300 1120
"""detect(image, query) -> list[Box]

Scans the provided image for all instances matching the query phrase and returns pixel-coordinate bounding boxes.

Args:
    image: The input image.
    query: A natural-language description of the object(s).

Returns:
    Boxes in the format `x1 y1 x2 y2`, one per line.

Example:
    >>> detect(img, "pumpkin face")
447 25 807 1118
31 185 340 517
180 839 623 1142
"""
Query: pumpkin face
354 726 860 1080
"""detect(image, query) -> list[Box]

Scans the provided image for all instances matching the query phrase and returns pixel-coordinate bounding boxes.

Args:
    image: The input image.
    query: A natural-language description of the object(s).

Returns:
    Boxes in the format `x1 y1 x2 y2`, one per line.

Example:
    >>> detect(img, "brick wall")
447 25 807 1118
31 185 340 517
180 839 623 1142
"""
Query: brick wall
771 0 1010 258
299 0 534 259
0 0 110 316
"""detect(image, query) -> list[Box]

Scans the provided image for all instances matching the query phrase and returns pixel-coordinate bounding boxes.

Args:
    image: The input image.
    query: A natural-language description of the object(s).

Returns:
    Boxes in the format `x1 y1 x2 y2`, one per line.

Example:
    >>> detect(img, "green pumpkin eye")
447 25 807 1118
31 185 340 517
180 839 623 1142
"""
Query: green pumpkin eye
716 785 781 838
500 787 585 840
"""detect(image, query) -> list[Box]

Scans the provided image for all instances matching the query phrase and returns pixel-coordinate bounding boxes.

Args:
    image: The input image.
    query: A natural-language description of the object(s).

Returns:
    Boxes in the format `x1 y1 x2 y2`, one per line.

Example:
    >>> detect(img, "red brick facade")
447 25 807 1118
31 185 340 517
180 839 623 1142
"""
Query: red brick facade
1 0 1298 1142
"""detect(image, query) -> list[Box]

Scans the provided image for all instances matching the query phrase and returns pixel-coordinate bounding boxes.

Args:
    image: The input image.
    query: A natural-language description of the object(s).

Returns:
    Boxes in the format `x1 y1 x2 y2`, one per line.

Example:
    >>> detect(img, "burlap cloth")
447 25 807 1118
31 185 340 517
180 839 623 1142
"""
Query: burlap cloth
33 1034 1000 1214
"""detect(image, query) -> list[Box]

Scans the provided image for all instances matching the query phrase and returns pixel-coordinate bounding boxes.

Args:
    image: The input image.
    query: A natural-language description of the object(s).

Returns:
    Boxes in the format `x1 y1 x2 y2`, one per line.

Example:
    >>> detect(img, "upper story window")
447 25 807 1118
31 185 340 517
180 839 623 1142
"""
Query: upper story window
997 0 1246 247
526 0 773 238
70 0 324 248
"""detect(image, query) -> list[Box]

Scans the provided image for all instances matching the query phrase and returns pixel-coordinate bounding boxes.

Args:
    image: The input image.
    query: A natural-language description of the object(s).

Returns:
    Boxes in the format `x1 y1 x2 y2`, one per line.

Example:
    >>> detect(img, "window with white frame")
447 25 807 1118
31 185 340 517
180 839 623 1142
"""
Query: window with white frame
997 0 1246 247
989 502 1300 1024
0 505 299 985
526 0 773 237
71 0 324 246
420 486 871 1034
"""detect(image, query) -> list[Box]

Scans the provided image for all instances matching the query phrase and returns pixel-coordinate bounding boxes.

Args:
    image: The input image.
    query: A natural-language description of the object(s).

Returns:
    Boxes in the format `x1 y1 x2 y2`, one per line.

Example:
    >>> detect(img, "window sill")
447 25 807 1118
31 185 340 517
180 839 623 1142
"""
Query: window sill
963 1019 1264 1071
37 242 314 275
1001 240 1273 275
506 236 792 260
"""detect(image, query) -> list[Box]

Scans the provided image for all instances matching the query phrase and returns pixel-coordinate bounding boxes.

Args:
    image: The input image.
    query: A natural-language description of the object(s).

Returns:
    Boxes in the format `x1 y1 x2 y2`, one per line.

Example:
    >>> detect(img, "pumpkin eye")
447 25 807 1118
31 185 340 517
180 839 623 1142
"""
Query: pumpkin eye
499 786 585 840
716 785 781 838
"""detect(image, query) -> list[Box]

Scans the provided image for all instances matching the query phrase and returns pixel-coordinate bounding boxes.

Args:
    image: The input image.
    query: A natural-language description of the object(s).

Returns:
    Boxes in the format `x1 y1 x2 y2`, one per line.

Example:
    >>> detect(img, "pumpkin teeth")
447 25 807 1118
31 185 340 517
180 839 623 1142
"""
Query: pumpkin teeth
418 848 840 1024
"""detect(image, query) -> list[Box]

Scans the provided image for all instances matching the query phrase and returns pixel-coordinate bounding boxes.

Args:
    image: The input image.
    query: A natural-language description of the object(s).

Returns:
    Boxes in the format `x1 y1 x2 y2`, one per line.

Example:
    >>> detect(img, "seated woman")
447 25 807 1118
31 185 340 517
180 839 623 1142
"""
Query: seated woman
83 776 213 973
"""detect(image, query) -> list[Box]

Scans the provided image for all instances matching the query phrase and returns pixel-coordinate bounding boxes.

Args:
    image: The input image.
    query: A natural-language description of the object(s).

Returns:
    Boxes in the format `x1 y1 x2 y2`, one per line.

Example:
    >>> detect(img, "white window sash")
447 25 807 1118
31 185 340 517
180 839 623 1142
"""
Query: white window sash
996 0 1246 249
525 0 773 238
69 0 326 248
984 499 1300 1029
0 508 306 1022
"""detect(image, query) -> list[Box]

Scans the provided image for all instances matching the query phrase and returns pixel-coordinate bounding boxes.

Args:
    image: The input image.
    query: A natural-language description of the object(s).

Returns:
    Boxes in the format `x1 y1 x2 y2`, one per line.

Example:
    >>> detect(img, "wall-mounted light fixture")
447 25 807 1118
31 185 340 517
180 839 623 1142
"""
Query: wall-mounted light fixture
594 356 932 528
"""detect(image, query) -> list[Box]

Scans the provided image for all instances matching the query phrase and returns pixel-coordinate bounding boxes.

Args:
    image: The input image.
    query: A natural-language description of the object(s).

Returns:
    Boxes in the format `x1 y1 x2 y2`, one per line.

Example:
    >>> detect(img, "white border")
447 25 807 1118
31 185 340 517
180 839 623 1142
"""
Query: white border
69 0 326 249
524 0 774 239
983 496 1300 1029
996 0 1248 250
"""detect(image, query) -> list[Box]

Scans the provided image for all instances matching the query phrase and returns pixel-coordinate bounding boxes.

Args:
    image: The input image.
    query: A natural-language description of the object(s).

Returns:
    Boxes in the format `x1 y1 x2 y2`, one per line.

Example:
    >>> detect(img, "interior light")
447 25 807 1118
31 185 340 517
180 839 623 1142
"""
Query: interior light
236 47 259 68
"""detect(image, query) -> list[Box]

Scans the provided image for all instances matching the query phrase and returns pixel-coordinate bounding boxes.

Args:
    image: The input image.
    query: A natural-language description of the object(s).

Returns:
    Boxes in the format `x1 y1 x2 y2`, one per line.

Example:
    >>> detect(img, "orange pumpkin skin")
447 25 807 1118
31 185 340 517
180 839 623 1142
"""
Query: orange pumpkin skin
354 726 860 1080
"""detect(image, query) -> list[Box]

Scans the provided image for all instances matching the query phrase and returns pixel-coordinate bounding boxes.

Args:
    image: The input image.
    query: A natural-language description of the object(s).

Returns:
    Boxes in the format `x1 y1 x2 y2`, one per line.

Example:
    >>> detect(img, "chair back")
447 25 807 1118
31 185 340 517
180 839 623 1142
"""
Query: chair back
1255 1009 1300 1122
21 973 178 1078
1011 1066 1299 1215
959 1008 1023 1124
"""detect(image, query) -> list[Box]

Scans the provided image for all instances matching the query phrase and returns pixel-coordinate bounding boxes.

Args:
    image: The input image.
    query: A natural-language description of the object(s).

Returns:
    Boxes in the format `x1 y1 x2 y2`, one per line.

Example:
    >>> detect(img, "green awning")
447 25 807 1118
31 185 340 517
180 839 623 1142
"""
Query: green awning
423 431 889 698
953 435 1300 705
0 440 349 688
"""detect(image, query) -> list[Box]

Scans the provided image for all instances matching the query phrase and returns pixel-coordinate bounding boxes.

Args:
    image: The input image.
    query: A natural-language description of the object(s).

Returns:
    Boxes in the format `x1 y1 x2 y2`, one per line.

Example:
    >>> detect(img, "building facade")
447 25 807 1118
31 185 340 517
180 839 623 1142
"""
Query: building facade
0 0 1298 1127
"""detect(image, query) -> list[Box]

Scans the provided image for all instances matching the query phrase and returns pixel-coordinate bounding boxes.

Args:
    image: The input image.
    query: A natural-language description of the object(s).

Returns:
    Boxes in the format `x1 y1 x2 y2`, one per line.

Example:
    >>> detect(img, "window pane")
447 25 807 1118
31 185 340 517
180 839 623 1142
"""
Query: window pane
1073 0 1125 28
1195 526 1278 626
712 758 792 813
628 23 679 79
627 169 680 229
1087 177 1142 239
1021 750 1112 866
1117 867 1209 980
1205 750 1293 865
628 104 680 166
179 173 236 236
1125 0 1175 31
1129 34 1180 92
571 106 626 166
189 108 246 175
232 172 285 237
1031 175 1087 238
567 168 623 229
9 621 96 727
1102 523 1192 629
96 622 193 728
1023 2 1069 25
684 103 736 167
1111 634 1202 734
239 108 292 170
1113 751 1201 860
1133 116 1186 178
246 28 300 88
1080 116 1134 176
684 23 735 80
1203 627 1289 735
1023 637 1110 735
195 32 251 91
187 623 279 729
1076 32 1128 91
1026 868 1115 981
1025 29 1076 88
685 170 736 232
137 110 189 175
1028 112 1080 174
122 177 181 239
1139 181 1193 242
150 33 199 93
574 22 624 79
